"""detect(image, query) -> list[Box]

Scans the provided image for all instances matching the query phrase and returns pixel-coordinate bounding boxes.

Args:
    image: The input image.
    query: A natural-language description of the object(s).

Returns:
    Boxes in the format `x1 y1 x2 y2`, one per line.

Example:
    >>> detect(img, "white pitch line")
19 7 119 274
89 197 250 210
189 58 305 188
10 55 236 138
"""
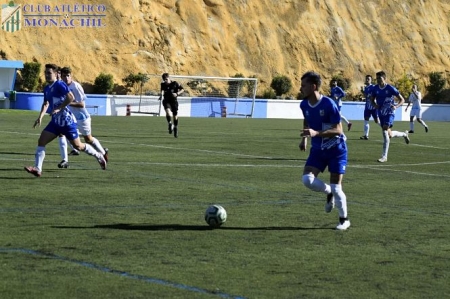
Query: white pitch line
124 161 302 168
2 130 449 177
368 138 448 150
110 140 277 159
352 166 450 178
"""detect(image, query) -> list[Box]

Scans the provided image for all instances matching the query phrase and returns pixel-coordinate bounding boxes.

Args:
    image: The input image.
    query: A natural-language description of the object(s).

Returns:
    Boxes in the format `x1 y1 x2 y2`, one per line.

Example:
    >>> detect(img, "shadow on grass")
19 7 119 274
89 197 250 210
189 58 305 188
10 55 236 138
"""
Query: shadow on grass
52 223 333 231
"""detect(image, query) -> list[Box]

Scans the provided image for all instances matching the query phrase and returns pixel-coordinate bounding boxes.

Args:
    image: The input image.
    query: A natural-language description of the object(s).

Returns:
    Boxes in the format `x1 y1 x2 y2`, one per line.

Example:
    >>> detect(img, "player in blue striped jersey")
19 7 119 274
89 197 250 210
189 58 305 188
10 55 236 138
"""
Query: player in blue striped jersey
24 64 107 177
330 79 352 131
299 71 350 230
370 71 409 163
360 75 380 140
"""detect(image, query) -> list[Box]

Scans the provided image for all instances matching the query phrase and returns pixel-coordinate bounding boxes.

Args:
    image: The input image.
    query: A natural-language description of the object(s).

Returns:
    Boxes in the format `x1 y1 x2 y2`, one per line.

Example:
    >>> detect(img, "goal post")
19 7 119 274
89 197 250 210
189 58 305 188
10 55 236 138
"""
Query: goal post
139 75 258 118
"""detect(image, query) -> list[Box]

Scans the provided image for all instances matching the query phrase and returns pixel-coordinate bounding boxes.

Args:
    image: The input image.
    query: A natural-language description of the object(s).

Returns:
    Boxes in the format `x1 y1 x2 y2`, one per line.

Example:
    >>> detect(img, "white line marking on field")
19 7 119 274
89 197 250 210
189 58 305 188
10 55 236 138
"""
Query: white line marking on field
367 139 448 150
353 166 450 178
2 130 449 177
125 162 302 168
110 140 277 159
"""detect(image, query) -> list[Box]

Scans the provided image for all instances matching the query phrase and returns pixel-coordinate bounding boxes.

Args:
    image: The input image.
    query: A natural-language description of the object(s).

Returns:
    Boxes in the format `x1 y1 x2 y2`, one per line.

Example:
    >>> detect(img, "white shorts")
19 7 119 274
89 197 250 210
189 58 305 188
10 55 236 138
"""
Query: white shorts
410 108 422 118
76 117 92 136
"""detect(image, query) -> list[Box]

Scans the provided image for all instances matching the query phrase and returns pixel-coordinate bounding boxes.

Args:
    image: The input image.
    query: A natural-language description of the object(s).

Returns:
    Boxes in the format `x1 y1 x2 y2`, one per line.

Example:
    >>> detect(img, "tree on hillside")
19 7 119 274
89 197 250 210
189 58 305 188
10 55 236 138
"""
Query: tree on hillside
395 73 414 99
426 72 446 103
331 74 352 92
270 75 292 97
93 73 114 94
123 73 150 95
18 62 41 92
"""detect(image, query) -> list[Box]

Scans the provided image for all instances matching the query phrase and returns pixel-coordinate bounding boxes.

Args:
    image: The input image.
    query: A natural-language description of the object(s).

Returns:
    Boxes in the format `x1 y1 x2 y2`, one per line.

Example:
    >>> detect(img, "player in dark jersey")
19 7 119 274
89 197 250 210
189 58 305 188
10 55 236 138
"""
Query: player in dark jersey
159 73 184 138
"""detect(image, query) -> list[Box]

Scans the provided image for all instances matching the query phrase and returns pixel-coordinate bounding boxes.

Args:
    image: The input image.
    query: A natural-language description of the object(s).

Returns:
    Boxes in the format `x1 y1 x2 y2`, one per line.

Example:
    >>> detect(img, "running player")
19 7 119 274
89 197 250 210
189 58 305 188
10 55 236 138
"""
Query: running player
330 79 352 131
57 67 108 168
405 84 429 133
24 63 106 177
158 73 184 138
370 71 409 163
299 71 350 230
360 75 379 140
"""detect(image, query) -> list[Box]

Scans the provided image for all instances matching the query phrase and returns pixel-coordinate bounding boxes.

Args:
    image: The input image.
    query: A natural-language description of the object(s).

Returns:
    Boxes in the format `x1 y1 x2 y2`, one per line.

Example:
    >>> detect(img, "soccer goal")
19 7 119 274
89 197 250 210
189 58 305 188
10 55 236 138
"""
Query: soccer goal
141 75 258 118
127 94 162 116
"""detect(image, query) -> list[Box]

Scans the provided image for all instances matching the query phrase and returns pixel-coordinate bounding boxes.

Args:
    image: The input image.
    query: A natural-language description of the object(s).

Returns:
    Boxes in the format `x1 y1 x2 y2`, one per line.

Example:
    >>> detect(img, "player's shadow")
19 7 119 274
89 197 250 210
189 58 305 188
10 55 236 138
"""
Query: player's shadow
52 223 333 231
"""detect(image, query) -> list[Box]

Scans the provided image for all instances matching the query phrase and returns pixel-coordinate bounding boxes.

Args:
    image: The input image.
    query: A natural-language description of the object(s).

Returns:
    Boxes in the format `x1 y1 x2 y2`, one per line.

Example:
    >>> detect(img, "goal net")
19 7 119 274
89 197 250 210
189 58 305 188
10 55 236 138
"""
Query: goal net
138 75 258 118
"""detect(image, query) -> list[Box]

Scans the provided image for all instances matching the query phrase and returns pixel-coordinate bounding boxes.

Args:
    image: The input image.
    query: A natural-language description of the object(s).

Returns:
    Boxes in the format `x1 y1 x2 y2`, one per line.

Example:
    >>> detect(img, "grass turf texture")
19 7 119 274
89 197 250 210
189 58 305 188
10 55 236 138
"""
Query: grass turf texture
0 110 449 298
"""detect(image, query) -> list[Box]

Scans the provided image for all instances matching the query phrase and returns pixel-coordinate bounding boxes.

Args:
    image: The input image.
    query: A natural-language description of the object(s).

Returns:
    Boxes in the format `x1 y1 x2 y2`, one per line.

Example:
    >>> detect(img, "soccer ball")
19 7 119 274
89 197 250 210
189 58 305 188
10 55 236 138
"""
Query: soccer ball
204 205 227 228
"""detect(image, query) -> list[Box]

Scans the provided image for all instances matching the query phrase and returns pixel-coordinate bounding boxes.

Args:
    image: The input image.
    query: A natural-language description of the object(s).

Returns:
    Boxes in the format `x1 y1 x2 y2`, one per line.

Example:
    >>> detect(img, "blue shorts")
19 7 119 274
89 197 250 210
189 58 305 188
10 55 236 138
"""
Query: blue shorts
44 121 79 140
364 109 378 120
305 143 347 174
379 114 395 128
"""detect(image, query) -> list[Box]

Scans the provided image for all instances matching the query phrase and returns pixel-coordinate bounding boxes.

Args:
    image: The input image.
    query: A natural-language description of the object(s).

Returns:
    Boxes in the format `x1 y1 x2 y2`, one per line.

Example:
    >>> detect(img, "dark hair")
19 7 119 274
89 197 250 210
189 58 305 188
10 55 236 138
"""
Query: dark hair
45 63 59 71
376 71 386 78
162 73 169 80
301 71 322 89
60 66 72 74
365 75 372 79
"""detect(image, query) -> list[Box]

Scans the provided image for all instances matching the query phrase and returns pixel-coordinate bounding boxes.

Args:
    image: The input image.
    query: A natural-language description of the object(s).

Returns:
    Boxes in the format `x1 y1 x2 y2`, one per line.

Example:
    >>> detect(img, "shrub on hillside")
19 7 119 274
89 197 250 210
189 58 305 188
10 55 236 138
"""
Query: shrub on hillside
270 75 292 97
18 62 41 92
93 73 114 94
426 72 446 103
395 73 415 99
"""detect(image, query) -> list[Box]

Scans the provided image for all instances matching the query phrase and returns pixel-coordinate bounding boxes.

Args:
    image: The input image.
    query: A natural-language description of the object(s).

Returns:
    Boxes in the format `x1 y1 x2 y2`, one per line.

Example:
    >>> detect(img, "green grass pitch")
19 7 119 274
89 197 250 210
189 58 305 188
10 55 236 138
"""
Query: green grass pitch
0 110 449 298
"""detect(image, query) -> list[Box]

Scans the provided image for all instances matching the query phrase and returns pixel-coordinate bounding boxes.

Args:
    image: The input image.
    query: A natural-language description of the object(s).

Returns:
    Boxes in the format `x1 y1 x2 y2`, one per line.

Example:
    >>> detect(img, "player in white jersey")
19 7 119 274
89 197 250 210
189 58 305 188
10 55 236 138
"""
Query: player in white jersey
24 64 106 177
405 84 428 133
57 67 108 168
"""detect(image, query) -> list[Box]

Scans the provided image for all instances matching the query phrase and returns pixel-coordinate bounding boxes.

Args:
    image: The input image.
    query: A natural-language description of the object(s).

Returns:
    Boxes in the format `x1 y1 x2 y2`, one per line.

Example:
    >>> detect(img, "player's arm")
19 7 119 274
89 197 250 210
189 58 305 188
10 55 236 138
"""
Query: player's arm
52 92 75 115
299 119 308 151
370 95 378 109
158 89 164 101
405 94 411 111
340 87 346 99
33 99 50 128
176 88 184 97
394 93 405 109
69 83 86 108
302 122 342 138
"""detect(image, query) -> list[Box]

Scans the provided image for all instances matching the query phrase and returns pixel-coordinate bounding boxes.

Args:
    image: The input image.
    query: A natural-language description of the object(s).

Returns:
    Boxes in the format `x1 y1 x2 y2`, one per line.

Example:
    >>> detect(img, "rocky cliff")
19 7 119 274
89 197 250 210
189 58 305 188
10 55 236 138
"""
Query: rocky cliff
1 0 449 94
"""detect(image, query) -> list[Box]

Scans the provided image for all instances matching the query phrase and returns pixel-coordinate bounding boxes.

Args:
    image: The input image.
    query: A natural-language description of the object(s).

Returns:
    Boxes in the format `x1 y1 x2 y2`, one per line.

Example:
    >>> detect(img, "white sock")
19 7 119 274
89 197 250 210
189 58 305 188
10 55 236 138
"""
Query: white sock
410 122 414 131
391 131 406 138
418 120 428 128
364 120 369 136
82 143 102 159
90 137 105 155
331 184 347 218
59 137 68 162
302 174 331 194
35 146 45 172
382 130 390 158
341 114 350 125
